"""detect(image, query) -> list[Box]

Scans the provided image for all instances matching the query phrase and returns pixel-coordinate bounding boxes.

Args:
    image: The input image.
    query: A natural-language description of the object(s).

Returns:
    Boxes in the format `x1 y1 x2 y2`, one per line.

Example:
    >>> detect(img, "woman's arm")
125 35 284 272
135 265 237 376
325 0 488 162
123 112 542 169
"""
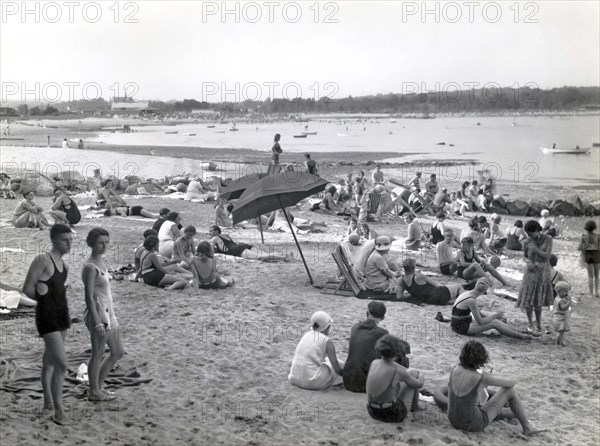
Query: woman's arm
468 298 501 325
51 196 66 211
82 264 104 335
325 340 343 375
190 261 199 291
481 372 517 388
21 201 40 213
149 253 171 274
419 274 441 288
396 277 406 297
536 236 553 261
397 367 424 388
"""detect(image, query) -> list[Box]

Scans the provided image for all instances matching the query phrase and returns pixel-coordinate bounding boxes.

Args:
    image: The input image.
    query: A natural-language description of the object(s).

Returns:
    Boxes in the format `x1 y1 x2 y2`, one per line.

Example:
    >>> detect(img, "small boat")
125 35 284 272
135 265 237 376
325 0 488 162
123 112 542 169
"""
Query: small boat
165 131 178 134
301 131 318 136
540 146 591 155
229 128 239 132
390 118 397 123
293 134 307 138
215 130 226 133
187 133 196 136
207 125 215 128
437 142 446 145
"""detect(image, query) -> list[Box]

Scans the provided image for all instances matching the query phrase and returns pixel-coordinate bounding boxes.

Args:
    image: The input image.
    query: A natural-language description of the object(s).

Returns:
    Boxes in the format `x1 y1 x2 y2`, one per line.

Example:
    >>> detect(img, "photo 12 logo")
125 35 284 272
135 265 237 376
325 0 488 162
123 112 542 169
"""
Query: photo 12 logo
1 1 140 24
1 81 140 104
201 81 339 103
401 1 540 24
201 1 340 23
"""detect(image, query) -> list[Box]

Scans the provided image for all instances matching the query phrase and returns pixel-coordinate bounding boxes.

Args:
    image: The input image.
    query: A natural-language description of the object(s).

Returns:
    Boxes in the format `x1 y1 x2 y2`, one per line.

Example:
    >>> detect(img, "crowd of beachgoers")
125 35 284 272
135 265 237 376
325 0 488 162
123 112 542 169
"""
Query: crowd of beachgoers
1 136 599 441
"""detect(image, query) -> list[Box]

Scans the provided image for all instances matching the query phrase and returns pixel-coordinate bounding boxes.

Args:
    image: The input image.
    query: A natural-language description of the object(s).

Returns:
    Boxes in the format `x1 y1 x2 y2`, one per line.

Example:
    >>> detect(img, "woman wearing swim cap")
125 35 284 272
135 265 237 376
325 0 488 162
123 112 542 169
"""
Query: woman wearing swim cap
364 236 400 294
451 279 536 339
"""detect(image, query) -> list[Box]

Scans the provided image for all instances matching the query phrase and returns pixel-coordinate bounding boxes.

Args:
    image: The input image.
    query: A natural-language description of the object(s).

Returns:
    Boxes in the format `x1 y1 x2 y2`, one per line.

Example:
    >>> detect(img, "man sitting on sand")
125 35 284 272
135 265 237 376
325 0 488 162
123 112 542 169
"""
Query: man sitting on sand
343 302 410 393
209 225 253 257
437 229 461 275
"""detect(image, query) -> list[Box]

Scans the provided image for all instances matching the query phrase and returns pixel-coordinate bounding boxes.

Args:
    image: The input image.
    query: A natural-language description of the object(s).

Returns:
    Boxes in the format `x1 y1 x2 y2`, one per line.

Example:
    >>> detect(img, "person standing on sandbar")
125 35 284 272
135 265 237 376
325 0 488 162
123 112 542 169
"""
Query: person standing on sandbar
271 133 282 165
23 224 73 425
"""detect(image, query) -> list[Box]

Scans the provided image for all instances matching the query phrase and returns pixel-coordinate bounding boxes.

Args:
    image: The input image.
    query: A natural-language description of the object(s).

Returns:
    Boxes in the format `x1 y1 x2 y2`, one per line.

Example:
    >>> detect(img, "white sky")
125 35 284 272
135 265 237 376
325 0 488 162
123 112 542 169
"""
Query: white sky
1 1 599 103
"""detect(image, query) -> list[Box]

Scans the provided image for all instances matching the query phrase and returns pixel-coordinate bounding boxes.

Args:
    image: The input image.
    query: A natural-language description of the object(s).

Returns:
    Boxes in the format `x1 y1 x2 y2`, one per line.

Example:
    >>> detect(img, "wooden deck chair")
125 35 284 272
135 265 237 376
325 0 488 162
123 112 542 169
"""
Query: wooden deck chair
367 192 382 220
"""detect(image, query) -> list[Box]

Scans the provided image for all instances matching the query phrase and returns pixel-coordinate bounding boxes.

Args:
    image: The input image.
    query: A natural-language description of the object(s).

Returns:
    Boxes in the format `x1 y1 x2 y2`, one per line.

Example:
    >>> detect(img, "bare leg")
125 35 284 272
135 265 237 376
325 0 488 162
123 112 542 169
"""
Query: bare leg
97 326 124 391
398 369 422 412
446 283 463 299
18 295 37 306
463 263 485 280
483 263 508 286
483 387 545 435
468 320 532 340
163 263 193 279
594 264 600 297
158 274 188 290
42 331 70 425
556 330 565 346
49 210 69 225
534 306 543 332
88 326 112 401
140 209 159 219
41 348 54 413
525 307 535 330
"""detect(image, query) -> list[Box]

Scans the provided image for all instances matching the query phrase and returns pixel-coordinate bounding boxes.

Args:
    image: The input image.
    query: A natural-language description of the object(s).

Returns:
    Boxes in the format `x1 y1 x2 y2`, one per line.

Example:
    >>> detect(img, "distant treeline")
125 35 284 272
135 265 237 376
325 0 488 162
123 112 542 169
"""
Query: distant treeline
7 86 599 117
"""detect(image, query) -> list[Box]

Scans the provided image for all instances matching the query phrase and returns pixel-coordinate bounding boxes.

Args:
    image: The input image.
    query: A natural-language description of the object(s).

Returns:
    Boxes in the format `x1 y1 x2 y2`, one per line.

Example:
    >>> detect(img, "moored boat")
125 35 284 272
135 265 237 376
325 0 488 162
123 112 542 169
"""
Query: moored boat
293 134 307 138
540 146 591 155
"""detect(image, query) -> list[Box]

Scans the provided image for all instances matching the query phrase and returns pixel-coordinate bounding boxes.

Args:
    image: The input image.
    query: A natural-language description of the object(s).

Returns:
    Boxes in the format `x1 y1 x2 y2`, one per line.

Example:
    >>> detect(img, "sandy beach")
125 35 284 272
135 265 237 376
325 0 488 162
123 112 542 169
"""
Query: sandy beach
1 147 599 445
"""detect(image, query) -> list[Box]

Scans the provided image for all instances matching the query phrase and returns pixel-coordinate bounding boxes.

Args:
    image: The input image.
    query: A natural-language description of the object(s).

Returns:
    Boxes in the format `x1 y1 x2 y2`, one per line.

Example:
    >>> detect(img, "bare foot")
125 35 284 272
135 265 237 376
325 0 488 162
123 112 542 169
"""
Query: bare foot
89 392 116 402
101 389 116 397
523 427 547 436
52 411 72 425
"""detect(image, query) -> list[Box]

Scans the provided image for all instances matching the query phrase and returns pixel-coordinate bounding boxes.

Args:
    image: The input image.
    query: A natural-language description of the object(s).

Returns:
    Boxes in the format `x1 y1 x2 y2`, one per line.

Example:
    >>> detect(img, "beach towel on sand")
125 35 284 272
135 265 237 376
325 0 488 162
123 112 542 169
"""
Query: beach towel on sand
1 348 152 403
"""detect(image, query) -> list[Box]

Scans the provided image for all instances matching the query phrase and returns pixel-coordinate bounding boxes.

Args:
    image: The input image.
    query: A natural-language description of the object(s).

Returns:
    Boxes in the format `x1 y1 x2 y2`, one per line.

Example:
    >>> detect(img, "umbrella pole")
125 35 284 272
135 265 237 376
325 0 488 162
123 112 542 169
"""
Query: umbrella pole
277 196 314 285
258 216 265 244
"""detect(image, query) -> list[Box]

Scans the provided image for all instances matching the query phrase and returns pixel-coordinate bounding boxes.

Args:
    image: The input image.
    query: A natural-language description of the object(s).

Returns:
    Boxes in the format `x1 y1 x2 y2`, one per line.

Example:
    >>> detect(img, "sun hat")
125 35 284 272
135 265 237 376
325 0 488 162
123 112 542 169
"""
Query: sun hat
374 235 392 251
311 311 333 331
541 209 550 217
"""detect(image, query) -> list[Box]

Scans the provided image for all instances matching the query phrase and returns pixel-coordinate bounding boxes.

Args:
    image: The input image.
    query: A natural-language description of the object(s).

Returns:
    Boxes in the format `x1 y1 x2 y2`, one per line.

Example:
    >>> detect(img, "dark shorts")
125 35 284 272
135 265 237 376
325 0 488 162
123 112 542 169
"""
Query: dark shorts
130 205 143 216
584 250 600 264
142 269 165 287
451 317 472 336
440 263 455 275
367 400 407 423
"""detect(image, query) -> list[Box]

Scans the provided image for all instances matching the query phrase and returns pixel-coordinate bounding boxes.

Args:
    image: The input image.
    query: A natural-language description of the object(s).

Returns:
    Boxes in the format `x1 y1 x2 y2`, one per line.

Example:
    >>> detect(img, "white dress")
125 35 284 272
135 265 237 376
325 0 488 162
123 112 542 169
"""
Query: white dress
288 330 343 390
158 221 177 257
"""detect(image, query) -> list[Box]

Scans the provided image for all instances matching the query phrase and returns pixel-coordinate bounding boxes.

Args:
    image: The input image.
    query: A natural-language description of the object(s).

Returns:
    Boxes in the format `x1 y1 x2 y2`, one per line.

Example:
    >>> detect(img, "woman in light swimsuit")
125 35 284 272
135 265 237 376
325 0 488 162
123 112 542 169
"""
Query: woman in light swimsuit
82 228 123 401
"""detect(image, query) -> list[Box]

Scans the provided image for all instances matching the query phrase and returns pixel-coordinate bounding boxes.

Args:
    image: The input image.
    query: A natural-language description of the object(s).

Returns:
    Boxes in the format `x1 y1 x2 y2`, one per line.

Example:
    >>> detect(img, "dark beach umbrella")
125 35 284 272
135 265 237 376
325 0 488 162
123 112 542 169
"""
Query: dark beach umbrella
232 172 329 284
218 172 268 201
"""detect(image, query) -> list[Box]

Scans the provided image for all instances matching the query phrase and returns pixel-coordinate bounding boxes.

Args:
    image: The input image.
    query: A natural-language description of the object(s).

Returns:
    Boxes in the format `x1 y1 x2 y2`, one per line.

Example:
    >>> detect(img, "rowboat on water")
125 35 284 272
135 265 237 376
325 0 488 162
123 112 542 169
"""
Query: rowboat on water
165 131 178 134
207 125 215 128
293 134 307 138
540 146 591 155
301 131 318 136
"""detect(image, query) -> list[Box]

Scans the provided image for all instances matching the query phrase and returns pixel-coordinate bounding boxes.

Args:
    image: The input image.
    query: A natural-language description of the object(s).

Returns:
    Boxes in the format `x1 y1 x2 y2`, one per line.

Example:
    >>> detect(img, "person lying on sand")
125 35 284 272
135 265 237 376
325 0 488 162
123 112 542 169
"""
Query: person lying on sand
190 241 235 290
397 257 465 305
289 311 344 390
96 179 126 210
451 279 535 340
268 209 326 235
209 225 253 257
0 281 37 307
138 235 188 290
104 205 160 219
50 188 81 226
366 334 424 423
446 340 545 435
12 190 51 229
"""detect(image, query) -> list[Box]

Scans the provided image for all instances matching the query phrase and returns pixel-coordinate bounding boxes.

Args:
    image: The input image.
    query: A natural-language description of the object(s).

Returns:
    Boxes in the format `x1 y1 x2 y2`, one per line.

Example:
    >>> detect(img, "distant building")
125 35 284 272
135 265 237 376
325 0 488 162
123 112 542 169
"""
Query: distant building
0 107 19 117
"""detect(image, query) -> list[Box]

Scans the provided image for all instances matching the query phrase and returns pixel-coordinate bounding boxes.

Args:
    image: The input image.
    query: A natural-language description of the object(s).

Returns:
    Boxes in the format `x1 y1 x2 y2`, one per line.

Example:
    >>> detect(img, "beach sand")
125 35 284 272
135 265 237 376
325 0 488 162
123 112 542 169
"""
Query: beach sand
1 173 599 445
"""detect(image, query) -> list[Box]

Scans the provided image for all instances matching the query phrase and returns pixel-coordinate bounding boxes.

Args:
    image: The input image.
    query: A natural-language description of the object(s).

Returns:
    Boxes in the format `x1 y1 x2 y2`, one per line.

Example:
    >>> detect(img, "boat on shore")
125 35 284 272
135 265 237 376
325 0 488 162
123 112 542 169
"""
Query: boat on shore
540 146 591 155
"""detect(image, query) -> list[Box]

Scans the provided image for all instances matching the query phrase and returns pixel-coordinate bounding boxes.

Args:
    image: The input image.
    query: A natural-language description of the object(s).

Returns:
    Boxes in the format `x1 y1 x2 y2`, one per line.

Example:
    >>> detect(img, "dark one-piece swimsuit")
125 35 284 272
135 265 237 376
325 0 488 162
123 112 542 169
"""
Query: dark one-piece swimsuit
35 255 70 337
402 275 451 305
451 297 474 335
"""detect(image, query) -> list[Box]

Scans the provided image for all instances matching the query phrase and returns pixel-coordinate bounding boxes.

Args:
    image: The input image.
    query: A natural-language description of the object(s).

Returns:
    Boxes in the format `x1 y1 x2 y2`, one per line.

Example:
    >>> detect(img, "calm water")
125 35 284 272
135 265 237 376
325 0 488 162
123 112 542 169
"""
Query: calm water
85 115 600 185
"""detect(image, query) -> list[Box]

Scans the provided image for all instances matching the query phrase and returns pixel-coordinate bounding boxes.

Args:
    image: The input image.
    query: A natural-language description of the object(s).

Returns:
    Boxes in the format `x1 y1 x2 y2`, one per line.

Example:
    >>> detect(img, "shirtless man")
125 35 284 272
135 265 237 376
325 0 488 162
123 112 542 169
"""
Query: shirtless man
23 224 73 425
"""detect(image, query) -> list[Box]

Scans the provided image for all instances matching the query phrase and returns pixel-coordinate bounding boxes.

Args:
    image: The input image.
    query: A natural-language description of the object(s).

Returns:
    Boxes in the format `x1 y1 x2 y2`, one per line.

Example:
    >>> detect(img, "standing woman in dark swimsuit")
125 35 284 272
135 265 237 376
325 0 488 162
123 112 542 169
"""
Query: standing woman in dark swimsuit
447 340 545 435
50 188 81 226
271 133 282 165
83 228 123 401
23 224 73 425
